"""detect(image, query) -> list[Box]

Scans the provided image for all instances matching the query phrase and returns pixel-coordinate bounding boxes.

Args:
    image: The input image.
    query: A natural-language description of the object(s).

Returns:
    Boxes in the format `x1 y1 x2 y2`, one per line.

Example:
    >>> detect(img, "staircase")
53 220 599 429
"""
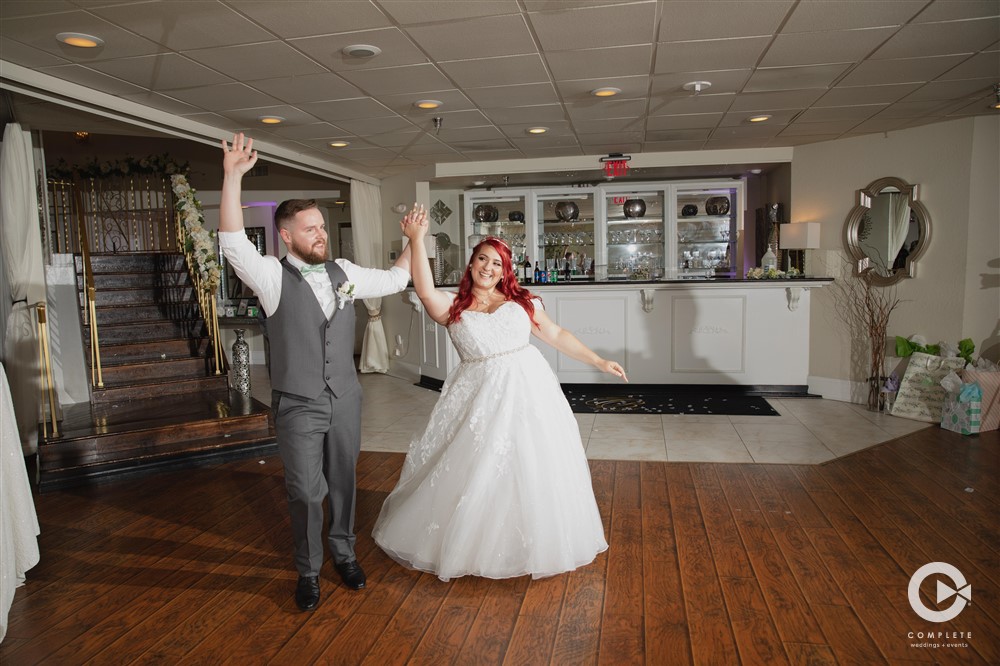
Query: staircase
37 252 276 490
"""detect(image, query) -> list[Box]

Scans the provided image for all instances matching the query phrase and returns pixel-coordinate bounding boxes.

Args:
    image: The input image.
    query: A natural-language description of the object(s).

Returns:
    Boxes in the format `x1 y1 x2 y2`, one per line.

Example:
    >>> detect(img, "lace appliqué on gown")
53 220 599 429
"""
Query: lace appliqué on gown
373 300 607 581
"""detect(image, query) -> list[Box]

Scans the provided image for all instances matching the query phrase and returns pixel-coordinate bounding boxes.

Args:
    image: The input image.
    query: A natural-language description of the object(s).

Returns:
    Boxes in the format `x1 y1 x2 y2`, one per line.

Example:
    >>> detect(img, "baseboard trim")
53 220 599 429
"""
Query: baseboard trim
808 375 867 404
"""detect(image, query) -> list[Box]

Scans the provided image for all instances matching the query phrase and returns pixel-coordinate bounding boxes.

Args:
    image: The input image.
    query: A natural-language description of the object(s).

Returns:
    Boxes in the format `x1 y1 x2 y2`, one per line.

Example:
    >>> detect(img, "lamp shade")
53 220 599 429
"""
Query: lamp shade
780 222 821 249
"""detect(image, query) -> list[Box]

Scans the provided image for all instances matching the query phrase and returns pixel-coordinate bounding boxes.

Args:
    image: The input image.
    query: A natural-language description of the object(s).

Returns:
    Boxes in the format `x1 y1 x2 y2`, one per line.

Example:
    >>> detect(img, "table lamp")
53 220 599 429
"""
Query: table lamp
779 222 820 274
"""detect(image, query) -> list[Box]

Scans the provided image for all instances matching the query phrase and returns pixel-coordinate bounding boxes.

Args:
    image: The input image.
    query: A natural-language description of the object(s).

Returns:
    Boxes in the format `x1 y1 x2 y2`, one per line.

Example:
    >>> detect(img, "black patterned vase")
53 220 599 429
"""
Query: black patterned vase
231 329 251 396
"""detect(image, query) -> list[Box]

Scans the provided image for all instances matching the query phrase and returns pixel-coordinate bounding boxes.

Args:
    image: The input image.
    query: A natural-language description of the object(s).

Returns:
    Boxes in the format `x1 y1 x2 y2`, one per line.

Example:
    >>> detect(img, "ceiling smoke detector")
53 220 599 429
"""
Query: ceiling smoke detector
342 44 381 58
682 80 712 95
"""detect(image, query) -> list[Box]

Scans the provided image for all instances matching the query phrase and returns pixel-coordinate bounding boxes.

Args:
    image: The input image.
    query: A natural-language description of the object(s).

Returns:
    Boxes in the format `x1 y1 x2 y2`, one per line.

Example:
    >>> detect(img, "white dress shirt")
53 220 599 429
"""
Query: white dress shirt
218 230 409 319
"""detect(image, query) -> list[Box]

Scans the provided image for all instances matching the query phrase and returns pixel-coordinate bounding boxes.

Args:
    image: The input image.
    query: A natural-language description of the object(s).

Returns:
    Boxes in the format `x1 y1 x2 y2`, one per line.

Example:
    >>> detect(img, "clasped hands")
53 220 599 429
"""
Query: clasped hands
400 203 429 240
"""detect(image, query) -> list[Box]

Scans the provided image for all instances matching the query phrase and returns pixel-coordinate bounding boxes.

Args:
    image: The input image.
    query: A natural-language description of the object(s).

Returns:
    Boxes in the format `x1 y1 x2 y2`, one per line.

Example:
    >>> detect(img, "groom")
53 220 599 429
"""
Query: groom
219 133 413 611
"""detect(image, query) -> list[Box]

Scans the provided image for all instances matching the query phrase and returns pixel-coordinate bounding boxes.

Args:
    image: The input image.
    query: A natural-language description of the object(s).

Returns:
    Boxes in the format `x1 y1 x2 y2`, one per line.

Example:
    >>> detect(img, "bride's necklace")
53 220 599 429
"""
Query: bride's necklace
473 290 494 308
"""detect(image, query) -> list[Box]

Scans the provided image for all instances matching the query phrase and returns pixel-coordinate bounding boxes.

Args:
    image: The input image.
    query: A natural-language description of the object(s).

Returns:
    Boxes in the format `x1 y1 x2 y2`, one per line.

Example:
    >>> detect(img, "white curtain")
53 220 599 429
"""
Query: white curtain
349 180 390 373
0 123 46 455
887 192 910 264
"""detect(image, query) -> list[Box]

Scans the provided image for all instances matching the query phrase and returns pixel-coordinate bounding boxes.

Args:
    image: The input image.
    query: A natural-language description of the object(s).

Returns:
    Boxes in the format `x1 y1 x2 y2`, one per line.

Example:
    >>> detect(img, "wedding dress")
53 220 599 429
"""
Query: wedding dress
373 299 608 581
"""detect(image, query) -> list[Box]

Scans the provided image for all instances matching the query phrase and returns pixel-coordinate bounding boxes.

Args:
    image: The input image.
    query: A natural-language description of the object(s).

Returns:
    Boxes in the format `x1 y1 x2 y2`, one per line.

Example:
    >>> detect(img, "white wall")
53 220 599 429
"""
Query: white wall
792 115 1000 398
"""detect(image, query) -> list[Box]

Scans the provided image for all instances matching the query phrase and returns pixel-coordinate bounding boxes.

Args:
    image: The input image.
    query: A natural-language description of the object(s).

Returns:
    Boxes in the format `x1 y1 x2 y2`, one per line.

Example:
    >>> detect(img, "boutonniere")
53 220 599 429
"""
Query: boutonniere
335 282 356 309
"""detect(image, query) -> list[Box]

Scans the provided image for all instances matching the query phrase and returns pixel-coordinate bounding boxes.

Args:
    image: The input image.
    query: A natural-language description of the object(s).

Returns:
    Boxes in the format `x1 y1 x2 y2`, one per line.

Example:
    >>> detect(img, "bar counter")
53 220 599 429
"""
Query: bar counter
408 277 832 390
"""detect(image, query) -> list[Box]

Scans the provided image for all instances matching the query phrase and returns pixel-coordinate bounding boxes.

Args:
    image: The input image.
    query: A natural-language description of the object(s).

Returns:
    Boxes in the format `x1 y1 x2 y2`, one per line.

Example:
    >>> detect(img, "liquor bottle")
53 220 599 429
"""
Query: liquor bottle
523 256 532 284
534 261 542 283
549 260 557 283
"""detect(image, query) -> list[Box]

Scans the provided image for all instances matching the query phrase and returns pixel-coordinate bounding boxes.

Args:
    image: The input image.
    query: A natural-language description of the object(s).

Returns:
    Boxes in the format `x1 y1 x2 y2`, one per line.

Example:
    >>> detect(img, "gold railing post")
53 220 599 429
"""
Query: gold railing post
176 212 224 377
89 287 104 388
34 302 60 438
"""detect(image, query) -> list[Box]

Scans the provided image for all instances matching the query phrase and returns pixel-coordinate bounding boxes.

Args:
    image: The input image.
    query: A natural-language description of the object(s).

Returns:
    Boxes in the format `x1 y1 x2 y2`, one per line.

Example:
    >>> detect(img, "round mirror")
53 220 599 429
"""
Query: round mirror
844 176 930 286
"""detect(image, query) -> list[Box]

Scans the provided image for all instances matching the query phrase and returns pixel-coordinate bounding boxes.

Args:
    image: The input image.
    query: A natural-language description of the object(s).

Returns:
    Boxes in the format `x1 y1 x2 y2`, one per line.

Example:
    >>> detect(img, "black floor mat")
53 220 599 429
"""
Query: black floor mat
563 384 780 416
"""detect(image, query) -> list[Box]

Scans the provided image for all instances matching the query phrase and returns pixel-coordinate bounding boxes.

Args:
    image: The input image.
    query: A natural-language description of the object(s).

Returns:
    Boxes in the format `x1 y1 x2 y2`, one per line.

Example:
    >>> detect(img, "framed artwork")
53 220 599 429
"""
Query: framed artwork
235 299 249 317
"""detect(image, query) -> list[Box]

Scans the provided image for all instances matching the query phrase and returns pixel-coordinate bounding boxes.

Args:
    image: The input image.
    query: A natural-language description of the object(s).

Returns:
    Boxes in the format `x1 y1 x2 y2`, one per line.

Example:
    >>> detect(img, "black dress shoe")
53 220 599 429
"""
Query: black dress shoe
335 560 366 590
295 575 320 611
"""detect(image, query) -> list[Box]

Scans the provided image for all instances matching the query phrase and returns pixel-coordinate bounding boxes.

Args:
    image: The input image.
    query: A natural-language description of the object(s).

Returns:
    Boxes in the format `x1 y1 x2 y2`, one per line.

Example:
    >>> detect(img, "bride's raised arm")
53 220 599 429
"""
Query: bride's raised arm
401 205 452 325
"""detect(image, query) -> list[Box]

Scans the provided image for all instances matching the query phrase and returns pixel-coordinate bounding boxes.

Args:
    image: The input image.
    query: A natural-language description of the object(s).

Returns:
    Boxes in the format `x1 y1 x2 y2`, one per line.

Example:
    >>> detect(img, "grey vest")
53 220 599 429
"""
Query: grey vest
265 259 358 399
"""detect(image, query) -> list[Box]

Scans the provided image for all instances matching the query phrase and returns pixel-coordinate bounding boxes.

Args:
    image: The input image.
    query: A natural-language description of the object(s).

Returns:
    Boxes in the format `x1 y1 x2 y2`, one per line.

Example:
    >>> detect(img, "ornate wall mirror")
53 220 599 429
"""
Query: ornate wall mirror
844 176 931 286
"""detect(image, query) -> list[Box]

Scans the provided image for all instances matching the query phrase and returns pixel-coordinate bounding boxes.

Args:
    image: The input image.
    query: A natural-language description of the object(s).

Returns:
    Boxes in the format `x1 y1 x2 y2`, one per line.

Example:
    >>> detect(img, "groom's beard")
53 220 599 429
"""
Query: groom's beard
292 239 327 265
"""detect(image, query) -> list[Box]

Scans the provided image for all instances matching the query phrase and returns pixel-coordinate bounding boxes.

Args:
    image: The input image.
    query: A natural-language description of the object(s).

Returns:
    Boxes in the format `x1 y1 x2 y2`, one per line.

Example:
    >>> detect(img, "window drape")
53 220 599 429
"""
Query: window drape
349 180 390 373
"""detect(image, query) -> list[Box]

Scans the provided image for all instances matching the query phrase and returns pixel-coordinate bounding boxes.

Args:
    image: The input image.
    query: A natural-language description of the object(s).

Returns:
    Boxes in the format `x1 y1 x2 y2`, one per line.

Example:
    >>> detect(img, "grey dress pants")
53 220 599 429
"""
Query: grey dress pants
272 383 363 577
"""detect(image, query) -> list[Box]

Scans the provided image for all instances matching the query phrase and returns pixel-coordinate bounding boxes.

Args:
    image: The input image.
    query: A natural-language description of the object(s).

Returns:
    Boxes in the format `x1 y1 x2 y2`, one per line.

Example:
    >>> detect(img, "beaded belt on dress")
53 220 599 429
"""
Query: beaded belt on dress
460 344 529 364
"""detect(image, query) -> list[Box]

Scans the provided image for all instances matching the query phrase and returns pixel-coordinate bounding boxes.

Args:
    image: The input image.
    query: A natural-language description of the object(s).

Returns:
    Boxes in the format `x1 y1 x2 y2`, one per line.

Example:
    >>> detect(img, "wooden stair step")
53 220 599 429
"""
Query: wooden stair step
81 286 198 307
90 302 202 325
91 375 229 403
99 356 215 384
86 337 212 364
76 270 191 290
82 319 207 344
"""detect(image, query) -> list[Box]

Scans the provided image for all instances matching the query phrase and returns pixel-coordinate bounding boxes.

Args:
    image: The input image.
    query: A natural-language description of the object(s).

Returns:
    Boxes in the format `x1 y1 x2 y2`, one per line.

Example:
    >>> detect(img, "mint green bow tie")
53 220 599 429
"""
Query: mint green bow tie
299 264 326 276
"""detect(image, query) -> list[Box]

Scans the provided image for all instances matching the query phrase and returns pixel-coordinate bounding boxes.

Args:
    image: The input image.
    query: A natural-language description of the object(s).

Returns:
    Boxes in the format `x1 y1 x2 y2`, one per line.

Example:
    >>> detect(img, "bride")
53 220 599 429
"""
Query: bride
373 205 627 581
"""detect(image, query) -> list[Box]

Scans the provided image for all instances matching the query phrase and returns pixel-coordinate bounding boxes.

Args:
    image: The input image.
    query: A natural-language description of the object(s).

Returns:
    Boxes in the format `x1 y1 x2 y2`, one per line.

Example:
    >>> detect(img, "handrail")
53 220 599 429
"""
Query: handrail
34 302 60 438
176 213 224 376
75 191 104 388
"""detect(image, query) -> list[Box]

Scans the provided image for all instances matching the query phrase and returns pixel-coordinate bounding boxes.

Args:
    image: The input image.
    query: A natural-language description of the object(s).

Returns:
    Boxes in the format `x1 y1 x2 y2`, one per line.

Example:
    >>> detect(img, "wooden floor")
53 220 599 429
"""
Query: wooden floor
3 427 997 665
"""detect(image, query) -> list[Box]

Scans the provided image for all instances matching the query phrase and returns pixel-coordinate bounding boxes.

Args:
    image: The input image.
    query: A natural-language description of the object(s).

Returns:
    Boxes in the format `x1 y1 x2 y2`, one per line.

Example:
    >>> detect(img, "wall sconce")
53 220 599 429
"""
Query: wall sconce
779 222 821 274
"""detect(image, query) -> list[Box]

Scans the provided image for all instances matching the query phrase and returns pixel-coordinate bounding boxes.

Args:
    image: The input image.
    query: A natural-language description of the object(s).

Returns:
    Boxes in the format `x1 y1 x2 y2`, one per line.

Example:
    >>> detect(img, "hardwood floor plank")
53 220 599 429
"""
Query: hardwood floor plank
695 484 754 578
769 527 849 607
809 604 887 665
408 604 480 665
597 613 644 665
719 575 790 664
551 570 606 666
784 641 839 665
502 615 558 665
456 576 529 665
314 612 391 665
741 465 801 528
763 466 832 529
519 574 568 618
666 465 740 665
361 573 451 665
604 508 643 616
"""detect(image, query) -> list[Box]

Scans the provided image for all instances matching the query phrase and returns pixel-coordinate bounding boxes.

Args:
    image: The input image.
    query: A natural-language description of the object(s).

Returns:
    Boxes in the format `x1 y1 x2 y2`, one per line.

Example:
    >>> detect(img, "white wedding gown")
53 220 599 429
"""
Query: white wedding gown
373 299 607 581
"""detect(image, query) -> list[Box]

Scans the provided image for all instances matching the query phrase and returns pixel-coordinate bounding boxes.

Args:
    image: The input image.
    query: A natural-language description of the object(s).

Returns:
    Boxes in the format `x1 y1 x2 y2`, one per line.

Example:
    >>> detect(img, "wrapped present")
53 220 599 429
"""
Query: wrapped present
891 352 967 422
963 368 1000 432
940 381 982 435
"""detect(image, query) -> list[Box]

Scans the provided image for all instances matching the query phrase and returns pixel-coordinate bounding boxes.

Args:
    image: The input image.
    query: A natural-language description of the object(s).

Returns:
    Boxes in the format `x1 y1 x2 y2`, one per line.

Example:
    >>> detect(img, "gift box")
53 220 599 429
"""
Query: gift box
891 352 967 422
962 368 1000 432
940 381 982 435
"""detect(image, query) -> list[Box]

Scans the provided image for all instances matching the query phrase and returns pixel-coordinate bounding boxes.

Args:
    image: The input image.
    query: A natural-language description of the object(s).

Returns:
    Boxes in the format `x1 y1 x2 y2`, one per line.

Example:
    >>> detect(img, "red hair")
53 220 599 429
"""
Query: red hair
447 237 540 327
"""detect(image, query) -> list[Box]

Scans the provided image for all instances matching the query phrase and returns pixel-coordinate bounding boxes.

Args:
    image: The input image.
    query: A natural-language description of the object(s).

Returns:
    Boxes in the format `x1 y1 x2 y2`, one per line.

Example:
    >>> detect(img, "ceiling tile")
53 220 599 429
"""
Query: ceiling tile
523 0 639 10
575 131 644 144
362 131 427 147
376 89 476 115
839 54 969 86
333 116 419 136
482 104 567 124
309 144 395 158
768 133 842 146
546 45 653 81
556 76 650 102
219 105 321 127
290 28 427 72
781 0 923 32
814 83 923 106
436 126 506 142
576 117 646 133
399 142 460 157
717 109 798 126
705 136 779 149
228 0 391 38
447 138 517 151
902 77 996 102
651 70 751 95
406 14 536 61
422 109 493 129
946 95 1000 116
650 92 736 115
0 9 164 60
463 83 560 108
86 54 231 91
510 134 581 149
844 116 909 133
579 142 642 154
118 91 202 116
658 0 793 41
779 119 864 135
499 120 574 137
183 42 326 81
298 98 394 122
565 98 648 120
339 63 454 95
167 83 278 112
644 128 711 142
646 113 724 130
439 54 550 88
654 37 770 73
88 2 272 51
0 36 68 68
912 0 1000 22
744 64 851 92
530 2 657 51
728 89 826 111
37 64 145 96
872 17 1000 59
795 104 887 122
759 27 897 67
875 99 959 118
641 139 707 151
937 50 1000 80
247 73 363 104
380 0 521 23
268 122 351 140
0 2 75 18
711 123 783 139
177 111 234 129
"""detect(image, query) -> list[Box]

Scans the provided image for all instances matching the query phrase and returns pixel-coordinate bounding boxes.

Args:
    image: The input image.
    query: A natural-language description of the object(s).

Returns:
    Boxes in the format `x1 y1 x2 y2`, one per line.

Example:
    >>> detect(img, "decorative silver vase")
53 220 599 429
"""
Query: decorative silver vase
231 329 251 396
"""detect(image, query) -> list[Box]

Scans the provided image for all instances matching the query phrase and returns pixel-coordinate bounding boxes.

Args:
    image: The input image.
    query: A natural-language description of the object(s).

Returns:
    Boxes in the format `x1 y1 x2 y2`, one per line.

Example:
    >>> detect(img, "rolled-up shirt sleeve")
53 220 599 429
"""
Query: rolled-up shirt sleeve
336 259 410 299
218 231 283 316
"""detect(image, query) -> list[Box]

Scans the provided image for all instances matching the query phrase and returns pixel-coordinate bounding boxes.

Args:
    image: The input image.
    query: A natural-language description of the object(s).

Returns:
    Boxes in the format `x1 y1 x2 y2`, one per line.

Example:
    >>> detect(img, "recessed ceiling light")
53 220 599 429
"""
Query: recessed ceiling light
334 200 346 205
681 80 712 94
591 87 621 97
258 115 284 125
56 32 104 48
342 44 381 58
473 180 486 186
328 141 350 148
415 99 442 109
748 114 772 123
526 127 548 134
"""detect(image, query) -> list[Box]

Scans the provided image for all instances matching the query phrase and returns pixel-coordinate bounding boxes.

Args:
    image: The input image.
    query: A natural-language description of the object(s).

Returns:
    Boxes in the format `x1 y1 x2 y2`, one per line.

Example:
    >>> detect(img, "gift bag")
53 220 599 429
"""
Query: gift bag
940 382 982 435
891 352 967 422
963 368 1000 432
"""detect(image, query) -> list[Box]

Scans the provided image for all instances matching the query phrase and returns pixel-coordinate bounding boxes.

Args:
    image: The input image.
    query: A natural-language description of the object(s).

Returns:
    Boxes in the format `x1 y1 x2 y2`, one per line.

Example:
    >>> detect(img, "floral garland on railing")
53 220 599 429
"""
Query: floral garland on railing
47 154 220 292
745 266 801 279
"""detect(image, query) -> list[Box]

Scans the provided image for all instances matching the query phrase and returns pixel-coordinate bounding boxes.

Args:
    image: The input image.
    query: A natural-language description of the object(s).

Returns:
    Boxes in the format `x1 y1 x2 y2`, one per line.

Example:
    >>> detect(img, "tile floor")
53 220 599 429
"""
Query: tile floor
250 367 932 465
